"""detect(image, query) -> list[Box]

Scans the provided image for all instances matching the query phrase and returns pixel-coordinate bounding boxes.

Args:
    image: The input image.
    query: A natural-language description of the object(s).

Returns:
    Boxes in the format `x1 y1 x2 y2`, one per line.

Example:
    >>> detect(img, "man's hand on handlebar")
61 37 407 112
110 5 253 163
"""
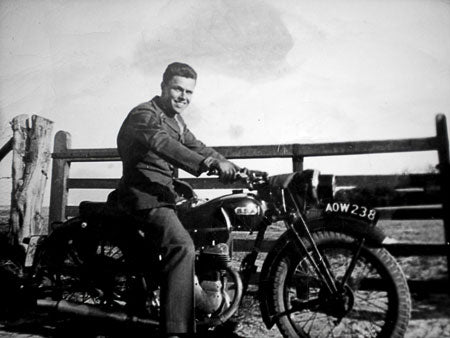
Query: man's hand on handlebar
202 157 239 183
202 157 268 187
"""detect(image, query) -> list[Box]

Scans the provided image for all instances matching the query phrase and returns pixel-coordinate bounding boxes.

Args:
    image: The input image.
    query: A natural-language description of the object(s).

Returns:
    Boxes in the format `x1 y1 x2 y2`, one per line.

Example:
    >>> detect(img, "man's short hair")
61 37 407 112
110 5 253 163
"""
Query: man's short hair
163 62 197 84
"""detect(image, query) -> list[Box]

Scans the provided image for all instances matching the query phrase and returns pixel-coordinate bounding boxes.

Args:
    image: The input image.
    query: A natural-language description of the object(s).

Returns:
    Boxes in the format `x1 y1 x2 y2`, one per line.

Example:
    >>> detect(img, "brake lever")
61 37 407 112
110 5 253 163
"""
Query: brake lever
235 168 269 189
207 168 268 189
234 168 250 181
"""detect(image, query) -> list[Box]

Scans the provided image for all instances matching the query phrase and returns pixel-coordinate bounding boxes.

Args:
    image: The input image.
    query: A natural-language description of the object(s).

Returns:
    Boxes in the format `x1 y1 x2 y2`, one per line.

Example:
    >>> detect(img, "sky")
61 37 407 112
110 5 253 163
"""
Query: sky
1 0 450 205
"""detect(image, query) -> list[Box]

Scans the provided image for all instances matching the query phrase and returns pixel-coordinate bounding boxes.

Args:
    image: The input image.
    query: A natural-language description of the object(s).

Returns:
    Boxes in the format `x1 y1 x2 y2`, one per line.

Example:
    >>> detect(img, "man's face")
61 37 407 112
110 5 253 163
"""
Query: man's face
160 75 196 114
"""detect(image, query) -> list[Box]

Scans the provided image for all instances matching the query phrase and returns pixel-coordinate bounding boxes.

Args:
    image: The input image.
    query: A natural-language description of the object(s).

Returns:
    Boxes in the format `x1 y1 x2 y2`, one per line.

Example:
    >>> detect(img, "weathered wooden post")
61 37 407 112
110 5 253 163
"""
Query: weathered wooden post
435 113 450 287
9 114 54 245
292 144 304 172
49 131 71 227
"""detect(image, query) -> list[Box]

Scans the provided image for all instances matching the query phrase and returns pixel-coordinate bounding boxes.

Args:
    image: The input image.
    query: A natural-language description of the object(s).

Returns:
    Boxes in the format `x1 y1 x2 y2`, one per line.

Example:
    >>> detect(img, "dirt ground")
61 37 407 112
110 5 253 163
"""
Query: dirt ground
0 292 449 338
231 291 450 338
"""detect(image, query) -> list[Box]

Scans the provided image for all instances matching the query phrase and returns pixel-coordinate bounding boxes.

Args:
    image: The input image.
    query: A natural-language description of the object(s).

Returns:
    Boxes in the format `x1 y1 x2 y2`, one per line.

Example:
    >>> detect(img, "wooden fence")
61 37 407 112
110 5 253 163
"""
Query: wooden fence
49 114 450 292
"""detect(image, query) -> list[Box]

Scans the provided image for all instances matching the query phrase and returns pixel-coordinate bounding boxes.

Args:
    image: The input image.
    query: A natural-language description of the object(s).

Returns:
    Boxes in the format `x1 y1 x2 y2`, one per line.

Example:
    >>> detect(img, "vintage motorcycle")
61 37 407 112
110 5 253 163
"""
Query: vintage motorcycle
0 168 411 337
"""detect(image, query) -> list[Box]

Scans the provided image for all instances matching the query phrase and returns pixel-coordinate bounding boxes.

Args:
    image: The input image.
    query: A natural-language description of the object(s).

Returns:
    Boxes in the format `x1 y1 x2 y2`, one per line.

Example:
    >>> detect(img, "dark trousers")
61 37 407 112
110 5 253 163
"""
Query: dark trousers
137 207 195 335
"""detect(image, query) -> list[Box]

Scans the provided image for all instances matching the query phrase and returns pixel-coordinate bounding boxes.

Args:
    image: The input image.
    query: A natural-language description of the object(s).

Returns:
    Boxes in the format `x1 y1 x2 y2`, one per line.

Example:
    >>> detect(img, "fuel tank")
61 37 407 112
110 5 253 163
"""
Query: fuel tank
178 192 265 248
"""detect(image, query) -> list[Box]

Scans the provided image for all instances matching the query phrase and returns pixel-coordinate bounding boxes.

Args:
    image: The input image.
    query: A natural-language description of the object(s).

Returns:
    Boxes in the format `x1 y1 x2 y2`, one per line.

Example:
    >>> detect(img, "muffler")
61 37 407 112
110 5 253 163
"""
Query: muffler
36 299 158 326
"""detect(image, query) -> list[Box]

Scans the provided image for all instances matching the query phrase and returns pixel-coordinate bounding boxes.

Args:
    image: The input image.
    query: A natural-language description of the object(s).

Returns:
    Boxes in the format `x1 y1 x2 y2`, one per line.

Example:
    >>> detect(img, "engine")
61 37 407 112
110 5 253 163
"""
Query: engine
194 243 232 314
197 242 231 271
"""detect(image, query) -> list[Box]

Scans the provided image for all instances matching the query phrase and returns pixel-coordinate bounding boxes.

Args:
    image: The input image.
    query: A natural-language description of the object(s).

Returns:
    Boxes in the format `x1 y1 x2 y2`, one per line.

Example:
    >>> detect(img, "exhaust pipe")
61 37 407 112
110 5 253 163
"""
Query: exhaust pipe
36 265 243 329
36 299 158 327
197 267 244 327
194 275 227 314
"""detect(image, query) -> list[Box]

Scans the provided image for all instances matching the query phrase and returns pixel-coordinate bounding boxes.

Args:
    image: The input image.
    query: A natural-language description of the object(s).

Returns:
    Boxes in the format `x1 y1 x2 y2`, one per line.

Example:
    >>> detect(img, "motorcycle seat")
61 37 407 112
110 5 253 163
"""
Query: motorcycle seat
79 201 130 221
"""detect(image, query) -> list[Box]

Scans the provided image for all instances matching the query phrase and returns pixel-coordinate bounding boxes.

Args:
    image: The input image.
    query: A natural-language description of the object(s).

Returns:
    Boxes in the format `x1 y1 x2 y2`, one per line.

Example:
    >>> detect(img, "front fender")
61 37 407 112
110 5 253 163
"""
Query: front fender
258 214 386 329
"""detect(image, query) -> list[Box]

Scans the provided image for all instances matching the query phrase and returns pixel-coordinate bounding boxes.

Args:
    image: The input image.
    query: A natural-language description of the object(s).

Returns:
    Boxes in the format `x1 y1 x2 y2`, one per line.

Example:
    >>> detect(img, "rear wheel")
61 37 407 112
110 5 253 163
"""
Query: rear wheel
56 243 128 307
271 231 410 338
39 219 140 310
37 235 159 336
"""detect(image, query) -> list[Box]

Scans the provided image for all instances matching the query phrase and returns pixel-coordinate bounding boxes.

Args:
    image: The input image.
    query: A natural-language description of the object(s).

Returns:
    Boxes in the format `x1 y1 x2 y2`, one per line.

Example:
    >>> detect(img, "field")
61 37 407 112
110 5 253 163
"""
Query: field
0 207 449 337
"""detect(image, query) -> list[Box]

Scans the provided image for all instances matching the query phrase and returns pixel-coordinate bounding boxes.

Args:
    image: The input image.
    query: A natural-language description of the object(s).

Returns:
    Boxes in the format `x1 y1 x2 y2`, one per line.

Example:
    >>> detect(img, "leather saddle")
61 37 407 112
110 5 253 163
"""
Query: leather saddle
78 189 129 222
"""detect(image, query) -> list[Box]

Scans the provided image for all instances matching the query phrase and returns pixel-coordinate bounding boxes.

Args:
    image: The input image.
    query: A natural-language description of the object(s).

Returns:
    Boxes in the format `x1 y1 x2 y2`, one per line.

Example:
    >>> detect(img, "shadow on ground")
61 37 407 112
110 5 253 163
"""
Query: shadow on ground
1 314 245 338
2 293 450 338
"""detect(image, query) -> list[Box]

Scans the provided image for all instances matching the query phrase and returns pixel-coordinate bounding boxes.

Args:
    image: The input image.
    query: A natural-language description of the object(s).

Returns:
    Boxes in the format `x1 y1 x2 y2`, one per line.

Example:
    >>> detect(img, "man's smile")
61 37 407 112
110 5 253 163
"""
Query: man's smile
174 100 187 107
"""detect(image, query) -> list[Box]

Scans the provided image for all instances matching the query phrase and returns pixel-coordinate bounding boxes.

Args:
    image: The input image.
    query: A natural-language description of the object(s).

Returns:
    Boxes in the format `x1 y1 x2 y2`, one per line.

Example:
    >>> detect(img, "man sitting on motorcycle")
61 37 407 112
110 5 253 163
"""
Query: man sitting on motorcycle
116 62 238 338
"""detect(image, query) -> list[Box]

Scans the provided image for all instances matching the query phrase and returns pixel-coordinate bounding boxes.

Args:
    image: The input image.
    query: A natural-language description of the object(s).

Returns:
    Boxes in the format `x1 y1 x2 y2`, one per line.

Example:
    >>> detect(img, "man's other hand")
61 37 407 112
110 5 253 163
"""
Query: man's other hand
203 157 239 183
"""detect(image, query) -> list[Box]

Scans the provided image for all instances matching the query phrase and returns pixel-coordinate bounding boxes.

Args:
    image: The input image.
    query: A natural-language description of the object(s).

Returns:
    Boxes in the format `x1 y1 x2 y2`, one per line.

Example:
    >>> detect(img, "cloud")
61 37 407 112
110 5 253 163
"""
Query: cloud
133 0 294 81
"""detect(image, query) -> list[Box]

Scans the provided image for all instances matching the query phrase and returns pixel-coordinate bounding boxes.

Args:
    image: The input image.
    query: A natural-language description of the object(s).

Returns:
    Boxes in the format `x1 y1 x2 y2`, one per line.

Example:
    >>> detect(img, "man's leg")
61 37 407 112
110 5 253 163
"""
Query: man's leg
139 207 195 336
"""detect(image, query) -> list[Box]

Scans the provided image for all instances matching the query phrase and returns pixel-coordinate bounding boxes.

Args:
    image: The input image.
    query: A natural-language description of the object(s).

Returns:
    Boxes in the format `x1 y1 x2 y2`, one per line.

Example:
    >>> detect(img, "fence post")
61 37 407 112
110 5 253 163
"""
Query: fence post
292 156 304 172
435 113 450 287
9 115 54 245
49 131 71 227
292 144 304 172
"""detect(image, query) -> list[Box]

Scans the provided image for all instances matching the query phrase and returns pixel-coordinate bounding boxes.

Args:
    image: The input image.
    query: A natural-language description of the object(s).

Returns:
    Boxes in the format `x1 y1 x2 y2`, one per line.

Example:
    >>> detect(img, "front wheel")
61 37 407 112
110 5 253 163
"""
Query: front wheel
271 231 410 338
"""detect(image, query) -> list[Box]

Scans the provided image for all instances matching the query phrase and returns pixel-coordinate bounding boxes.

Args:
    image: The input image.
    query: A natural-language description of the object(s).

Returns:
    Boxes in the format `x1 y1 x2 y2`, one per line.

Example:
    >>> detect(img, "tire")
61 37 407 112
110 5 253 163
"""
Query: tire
57 242 128 306
40 218 132 307
271 231 411 338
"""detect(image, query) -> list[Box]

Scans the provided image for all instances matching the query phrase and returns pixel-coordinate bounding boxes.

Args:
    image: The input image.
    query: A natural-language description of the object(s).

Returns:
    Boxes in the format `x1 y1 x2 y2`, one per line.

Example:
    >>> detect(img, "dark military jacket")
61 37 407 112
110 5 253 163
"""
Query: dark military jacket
116 96 225 210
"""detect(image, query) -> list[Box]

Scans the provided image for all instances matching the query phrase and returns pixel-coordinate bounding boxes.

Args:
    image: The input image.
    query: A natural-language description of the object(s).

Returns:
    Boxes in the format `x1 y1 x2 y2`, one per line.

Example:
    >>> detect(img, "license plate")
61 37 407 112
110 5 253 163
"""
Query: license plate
325 202 378 222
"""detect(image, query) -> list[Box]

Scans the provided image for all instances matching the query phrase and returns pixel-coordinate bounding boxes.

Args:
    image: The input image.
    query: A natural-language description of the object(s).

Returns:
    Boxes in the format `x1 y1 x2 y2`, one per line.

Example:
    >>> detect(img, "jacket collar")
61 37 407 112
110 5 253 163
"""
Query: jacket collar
152 96 184 134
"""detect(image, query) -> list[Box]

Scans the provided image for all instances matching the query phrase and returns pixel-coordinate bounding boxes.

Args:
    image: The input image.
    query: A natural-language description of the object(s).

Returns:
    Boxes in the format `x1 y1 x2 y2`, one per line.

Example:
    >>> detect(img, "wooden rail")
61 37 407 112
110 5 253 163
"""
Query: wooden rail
0 137 13 162
49 114 450 291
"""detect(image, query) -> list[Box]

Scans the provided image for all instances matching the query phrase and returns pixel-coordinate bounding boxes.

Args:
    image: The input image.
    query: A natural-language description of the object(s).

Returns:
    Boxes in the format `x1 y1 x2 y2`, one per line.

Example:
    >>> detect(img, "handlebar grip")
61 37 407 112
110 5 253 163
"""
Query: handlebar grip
207 168 246 180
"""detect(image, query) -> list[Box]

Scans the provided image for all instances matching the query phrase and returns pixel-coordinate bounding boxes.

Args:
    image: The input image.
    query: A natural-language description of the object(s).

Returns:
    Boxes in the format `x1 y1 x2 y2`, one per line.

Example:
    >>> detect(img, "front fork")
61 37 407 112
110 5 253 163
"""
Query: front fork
285 213 340 295
239 210 366 299
286 209 366 296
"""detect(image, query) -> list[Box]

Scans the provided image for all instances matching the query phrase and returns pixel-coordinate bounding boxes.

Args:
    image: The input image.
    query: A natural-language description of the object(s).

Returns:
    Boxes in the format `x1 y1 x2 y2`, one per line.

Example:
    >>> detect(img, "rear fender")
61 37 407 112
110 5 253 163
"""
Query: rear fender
39 217 100 267
258 215 386 329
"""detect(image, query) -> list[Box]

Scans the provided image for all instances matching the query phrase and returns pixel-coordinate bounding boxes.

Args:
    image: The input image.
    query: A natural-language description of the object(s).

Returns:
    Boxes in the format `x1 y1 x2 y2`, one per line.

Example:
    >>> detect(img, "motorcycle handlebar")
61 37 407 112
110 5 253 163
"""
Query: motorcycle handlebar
207 168 268 188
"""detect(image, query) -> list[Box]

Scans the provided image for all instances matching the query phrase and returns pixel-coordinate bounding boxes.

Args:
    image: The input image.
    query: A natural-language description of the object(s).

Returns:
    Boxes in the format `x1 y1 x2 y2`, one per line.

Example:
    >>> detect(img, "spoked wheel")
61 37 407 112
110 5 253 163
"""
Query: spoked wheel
56 242 128 307
272 231 411 338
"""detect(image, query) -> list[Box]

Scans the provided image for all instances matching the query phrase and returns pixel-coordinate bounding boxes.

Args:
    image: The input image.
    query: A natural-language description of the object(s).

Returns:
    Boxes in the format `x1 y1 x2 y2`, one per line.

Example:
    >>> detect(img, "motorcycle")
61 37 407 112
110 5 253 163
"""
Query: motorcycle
0 168 411 337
